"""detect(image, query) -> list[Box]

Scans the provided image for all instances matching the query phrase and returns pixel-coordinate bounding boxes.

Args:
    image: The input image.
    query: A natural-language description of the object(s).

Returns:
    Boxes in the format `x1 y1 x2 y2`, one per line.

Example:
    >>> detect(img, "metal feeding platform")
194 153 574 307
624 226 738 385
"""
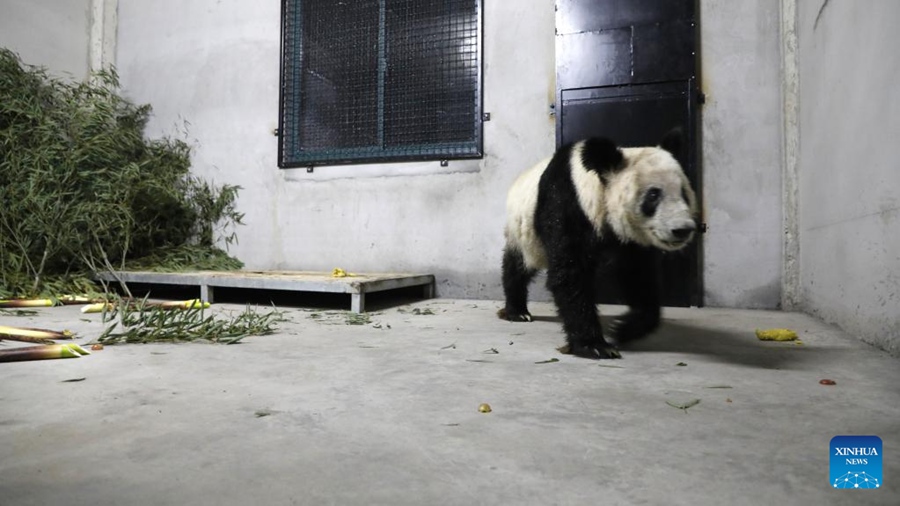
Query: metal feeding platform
95 271 436 313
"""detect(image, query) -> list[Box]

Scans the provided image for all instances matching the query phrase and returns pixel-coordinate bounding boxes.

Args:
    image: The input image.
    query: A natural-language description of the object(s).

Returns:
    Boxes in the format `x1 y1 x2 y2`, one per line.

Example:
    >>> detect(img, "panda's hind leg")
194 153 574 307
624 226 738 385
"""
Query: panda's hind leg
608 243 662 342
499 246 537 322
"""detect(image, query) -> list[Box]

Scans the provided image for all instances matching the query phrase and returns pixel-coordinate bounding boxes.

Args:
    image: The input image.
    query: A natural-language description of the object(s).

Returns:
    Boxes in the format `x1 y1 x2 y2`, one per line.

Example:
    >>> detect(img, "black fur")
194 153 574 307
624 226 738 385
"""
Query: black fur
580 137 624 174
500 247 537 322
640 188 662 217
500 137 666 360
659 127 683 161
607 243 662 342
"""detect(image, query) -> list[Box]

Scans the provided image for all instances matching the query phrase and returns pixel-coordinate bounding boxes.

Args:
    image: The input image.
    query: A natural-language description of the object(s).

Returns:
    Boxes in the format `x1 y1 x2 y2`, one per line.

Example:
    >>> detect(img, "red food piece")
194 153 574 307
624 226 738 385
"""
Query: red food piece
819 379 836 385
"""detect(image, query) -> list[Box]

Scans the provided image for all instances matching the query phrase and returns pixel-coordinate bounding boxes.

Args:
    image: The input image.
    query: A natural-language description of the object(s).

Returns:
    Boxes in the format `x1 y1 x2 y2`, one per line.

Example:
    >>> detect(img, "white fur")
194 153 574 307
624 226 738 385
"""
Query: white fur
504 141 698 268
607 147 698 250
504 157 551 269
569 142 607 235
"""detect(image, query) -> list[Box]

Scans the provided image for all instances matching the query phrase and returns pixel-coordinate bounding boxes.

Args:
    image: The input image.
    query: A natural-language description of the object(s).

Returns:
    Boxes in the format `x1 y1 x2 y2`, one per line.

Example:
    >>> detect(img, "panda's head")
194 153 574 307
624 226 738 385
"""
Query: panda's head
605 131 698 252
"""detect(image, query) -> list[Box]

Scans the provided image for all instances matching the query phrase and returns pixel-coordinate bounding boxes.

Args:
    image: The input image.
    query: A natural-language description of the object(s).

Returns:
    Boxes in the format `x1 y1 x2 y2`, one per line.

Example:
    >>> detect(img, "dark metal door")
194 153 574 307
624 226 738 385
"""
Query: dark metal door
555 0 703 307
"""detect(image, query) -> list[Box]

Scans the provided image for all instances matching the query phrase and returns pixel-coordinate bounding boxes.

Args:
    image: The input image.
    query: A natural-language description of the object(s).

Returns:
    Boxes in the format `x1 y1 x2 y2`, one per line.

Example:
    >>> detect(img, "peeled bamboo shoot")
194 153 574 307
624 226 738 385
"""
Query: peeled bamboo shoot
0 325 73 341
0 299 54 308
0 343 91 362
81 299 210 314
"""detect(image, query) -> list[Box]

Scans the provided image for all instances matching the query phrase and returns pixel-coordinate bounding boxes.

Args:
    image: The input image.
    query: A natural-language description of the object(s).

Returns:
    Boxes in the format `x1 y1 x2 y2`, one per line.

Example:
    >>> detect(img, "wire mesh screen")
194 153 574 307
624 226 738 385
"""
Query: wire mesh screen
280 0 482 168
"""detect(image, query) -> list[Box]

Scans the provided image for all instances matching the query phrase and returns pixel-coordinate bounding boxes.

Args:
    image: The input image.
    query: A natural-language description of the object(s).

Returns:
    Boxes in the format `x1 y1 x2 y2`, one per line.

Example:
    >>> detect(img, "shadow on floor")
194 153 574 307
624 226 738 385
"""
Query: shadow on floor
526 311 849 371
622 320 850 371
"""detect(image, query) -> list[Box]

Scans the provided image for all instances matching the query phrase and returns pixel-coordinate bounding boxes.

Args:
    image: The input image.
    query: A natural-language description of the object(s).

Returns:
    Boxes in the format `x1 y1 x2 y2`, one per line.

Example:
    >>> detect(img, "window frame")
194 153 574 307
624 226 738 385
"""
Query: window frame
278 0 484 169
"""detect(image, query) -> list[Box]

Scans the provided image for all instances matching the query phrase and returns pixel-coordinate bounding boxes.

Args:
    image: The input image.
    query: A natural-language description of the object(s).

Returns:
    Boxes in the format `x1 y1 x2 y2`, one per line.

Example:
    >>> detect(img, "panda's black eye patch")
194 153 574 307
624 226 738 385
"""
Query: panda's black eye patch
641 188 663 217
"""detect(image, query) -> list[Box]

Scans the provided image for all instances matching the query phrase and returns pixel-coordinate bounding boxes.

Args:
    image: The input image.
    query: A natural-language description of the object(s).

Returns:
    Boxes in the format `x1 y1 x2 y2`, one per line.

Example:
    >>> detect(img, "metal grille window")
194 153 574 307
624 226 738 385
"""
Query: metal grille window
279 0 483 168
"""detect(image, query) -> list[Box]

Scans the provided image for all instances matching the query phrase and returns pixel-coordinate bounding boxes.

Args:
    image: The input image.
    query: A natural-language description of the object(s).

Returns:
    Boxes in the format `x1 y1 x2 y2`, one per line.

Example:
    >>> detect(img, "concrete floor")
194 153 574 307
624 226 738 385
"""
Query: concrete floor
1 299 898 506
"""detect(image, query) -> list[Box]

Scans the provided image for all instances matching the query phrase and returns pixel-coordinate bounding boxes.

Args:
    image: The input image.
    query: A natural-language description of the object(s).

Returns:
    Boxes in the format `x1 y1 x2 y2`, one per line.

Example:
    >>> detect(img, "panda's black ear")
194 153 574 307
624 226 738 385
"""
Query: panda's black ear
659 127 684 159
581 137 624 172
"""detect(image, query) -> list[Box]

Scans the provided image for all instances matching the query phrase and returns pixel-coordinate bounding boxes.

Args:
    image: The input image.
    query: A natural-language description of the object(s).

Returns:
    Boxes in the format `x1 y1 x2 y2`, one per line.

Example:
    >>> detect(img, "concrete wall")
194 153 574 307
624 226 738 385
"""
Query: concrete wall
116 0 786 306
699 0 784 308
796 0 900 354
116 0 556 300
0 0 91 79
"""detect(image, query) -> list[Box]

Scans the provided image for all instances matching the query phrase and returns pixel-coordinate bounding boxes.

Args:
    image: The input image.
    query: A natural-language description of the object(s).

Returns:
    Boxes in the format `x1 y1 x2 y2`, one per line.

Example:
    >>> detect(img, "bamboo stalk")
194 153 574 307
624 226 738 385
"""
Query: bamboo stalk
0 325 73 340
0 299 54 308
81 299 210 314
81 303 114 314
0 335 54 344
57 295 97 305
0 343 91 363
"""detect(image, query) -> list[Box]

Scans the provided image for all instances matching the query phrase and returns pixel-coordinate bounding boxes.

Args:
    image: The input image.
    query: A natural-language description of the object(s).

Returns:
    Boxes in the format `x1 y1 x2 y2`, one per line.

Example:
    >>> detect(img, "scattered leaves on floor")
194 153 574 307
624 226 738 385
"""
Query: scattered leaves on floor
483 348 499 354
411 308 435 315
440 342 457 350
726 398 733 403
443 423 461 427
598 364 624 369
61 377 86 383
676 362 688 366
666 399 701 413
466 359 492 363
254 410 272 418
704 385 732 389
96 301 285 345
345 313 371 325
535 358 559 364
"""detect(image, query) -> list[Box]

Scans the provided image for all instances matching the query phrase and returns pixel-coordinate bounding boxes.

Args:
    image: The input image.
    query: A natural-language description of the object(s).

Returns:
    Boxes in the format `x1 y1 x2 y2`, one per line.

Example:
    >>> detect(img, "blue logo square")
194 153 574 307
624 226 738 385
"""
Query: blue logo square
830 435 882 489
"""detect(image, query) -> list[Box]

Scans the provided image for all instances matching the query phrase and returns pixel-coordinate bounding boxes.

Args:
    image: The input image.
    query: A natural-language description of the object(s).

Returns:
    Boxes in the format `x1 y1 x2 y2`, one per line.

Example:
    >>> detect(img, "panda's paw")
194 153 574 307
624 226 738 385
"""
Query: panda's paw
608 310 660 342
563 342 622 360
497 308 533 322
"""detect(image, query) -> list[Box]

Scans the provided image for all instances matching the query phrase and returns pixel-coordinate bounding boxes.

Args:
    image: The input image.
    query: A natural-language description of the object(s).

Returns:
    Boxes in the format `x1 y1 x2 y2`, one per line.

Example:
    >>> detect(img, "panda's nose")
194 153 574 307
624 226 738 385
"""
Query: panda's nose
671 225 696 240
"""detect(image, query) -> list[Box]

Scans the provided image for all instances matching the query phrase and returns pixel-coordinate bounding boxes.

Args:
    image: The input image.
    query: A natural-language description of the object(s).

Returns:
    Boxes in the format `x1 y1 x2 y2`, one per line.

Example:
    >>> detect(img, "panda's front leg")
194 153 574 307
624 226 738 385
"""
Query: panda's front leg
608 243 662 342
546 255 621 359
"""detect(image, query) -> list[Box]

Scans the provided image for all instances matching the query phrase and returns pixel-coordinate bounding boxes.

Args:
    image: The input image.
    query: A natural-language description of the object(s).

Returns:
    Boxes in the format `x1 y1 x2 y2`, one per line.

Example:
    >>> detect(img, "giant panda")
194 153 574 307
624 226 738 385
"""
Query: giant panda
499 129 698 359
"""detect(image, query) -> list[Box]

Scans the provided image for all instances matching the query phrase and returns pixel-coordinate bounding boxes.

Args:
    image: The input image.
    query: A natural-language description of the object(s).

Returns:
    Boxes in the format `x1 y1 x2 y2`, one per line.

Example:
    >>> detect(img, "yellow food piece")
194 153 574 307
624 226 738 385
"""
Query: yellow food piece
332 268 355 278
755 328 798 341
478 403 492 413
